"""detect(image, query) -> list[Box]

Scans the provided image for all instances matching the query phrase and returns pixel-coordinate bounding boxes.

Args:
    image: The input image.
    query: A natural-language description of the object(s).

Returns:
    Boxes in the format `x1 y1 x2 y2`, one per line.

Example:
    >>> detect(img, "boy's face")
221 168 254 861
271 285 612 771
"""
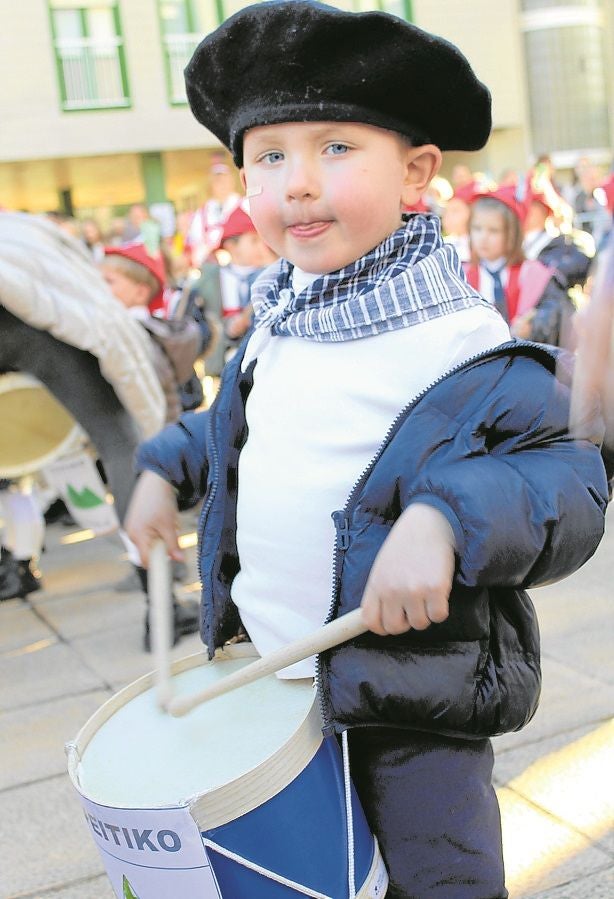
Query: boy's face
241 121 439 274
101 265 151 309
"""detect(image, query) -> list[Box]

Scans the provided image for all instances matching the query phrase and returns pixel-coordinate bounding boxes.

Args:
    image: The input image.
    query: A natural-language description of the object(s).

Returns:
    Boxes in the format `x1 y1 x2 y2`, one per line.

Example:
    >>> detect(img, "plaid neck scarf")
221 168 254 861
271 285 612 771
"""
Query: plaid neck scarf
242 214 487 369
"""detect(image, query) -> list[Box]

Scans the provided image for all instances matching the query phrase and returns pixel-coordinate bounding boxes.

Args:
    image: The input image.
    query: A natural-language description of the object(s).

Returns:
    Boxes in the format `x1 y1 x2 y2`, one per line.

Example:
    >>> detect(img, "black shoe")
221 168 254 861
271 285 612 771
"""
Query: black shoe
0 551 42 601
44 498 69 524
17 560 43 596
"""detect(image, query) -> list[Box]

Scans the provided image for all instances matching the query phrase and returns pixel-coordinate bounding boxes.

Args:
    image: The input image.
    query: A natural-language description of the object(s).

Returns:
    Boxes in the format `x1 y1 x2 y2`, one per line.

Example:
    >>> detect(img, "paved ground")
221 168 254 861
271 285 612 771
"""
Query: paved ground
0 508 612 899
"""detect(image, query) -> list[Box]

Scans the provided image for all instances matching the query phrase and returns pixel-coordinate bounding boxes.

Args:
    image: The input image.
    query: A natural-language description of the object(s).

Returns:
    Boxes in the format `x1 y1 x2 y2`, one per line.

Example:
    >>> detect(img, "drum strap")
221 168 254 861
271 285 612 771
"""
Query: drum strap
342 729 357 898
201 836 333 898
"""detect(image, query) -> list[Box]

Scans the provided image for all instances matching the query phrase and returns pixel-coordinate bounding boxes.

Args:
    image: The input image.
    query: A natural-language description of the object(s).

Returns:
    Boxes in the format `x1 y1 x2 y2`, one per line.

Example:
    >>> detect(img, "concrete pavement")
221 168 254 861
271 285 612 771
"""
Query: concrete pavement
0 509 612 898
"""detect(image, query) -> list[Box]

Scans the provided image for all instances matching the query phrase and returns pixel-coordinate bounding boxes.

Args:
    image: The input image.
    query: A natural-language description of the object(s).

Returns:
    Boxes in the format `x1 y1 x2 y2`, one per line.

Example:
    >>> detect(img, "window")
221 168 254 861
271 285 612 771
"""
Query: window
220 1 412 20
524 23 610 153
159 1 219 103
49 1 129 111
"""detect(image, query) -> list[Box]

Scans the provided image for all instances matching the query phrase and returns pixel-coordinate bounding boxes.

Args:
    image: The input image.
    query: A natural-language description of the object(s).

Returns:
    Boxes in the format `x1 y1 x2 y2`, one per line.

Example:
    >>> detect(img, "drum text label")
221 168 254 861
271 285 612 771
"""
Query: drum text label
84 813 181 852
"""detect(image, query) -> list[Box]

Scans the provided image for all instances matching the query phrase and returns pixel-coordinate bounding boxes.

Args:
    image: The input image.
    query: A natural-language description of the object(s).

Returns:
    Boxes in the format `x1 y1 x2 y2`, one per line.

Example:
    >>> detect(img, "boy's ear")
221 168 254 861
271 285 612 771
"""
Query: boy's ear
401 144 443 207
239 169 247 191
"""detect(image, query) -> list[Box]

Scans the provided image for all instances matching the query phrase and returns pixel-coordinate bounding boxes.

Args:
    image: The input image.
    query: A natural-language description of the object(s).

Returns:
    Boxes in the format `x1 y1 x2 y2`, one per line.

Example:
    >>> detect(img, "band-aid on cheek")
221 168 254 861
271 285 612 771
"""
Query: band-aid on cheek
245 185 263 198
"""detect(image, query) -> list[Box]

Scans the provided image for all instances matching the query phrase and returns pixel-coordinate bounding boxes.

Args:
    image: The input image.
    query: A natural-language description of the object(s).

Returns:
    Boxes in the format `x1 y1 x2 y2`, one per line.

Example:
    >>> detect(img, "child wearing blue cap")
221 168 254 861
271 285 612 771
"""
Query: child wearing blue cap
126 3 609 896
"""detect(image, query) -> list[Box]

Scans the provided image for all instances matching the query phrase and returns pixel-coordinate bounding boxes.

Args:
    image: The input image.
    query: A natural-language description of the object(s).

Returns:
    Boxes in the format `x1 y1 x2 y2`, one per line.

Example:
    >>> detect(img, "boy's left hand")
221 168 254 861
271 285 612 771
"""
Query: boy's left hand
361 503 456 635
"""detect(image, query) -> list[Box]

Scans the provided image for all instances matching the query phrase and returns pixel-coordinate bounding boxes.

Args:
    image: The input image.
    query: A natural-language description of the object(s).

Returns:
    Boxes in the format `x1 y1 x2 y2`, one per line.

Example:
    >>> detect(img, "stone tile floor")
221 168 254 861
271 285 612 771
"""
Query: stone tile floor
0 509 612 898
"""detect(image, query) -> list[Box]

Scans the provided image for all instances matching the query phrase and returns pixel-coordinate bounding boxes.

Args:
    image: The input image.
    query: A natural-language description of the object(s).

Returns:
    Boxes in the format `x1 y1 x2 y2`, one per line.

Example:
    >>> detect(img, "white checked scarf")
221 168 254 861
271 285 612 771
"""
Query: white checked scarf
242 213 488 370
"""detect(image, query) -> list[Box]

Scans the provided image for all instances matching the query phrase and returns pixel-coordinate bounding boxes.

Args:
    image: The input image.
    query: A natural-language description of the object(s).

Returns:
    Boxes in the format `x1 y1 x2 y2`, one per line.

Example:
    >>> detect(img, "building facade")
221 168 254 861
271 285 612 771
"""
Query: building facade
1 0 613 217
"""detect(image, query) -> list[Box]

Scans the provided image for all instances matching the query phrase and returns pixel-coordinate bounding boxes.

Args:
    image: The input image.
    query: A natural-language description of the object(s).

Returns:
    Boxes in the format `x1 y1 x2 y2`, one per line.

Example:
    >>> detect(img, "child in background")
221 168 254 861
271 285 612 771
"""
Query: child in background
100 245 202 648
441 183 477 263
186 156 243 267
183 207 272 373
125 3 609 895
101 245 203 424
465 188 571 344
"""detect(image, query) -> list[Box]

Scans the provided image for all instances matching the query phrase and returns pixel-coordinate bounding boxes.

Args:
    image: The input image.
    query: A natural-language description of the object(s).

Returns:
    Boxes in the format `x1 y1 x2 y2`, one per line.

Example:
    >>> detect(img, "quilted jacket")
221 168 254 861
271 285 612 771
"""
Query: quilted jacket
138 338 609 739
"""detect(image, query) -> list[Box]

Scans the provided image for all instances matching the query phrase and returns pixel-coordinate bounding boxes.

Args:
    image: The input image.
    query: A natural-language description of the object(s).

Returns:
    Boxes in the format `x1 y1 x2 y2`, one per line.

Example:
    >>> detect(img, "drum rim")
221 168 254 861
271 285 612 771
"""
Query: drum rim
191 698 321 830
67 645 323 827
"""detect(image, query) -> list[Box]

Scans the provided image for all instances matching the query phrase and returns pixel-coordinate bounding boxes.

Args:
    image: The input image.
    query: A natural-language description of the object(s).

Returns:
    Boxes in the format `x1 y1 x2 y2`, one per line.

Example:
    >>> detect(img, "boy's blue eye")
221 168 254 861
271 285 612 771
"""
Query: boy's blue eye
261 151 284 164
326 143 349 155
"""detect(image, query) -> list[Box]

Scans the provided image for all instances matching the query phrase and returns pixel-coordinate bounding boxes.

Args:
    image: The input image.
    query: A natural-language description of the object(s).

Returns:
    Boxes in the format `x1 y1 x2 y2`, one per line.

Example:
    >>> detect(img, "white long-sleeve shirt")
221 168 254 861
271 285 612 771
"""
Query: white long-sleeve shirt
231 270 510 677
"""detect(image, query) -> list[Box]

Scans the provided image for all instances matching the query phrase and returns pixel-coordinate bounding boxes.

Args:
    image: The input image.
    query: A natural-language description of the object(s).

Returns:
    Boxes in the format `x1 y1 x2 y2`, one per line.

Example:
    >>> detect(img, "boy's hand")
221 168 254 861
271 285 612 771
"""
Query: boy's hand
124 470 184 567
361 503 456 636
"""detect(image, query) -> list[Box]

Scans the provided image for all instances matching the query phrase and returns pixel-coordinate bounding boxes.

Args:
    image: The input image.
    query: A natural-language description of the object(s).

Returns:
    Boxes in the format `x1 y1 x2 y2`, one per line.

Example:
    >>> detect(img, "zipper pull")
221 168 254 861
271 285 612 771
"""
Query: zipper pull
332 510 351 551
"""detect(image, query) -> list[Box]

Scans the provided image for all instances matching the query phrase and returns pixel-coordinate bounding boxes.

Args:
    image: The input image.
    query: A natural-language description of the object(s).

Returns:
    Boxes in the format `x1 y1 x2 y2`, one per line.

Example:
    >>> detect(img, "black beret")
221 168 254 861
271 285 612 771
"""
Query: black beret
184 1 492 166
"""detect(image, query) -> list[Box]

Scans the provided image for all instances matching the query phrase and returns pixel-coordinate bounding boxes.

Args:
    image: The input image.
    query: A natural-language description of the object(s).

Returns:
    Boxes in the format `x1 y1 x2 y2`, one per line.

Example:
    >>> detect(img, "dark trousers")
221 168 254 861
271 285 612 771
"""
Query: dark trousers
347 728 508 899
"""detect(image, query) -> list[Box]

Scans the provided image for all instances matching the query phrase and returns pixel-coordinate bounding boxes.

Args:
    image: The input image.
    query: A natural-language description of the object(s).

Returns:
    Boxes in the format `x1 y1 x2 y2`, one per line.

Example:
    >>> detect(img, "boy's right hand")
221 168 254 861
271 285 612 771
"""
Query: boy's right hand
124 470 184 568
360 503 456 636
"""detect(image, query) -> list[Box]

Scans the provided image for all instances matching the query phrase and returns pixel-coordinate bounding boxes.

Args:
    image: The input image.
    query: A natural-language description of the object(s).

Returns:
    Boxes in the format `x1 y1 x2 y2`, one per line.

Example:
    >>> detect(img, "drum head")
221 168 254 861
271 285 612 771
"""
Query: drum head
73 649 318 813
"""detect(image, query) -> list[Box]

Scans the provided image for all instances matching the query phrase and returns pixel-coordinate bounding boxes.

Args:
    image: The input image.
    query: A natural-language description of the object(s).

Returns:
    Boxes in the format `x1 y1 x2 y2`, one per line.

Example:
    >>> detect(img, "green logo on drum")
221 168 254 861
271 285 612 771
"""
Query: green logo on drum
122 875 140 899
67 484 104 508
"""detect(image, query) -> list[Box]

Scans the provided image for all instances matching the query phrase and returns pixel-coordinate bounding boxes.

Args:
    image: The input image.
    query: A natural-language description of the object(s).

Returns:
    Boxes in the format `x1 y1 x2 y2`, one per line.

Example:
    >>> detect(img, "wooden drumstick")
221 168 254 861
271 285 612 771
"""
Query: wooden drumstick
167 608 368 718
149 540 174 710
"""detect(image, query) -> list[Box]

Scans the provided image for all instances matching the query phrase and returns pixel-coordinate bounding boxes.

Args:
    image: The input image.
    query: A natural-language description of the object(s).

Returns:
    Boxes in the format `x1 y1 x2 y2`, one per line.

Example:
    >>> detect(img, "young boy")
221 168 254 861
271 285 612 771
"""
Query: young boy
101 245 203 424
125 3 609 896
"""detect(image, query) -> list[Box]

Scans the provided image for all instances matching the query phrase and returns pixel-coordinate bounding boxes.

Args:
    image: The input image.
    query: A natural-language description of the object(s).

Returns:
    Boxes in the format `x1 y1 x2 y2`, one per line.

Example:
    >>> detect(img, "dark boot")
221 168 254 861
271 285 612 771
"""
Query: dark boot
0 548 42 601
135 566 200 652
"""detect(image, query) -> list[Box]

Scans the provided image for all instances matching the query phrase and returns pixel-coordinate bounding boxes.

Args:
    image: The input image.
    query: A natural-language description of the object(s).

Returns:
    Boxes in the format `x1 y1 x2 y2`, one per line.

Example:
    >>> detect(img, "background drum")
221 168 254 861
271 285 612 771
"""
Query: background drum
0 307 141 524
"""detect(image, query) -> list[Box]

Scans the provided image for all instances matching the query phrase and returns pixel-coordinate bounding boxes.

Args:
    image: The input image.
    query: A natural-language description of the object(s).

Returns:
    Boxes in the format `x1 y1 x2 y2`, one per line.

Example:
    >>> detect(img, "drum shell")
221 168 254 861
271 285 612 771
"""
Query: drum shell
67 646 388 898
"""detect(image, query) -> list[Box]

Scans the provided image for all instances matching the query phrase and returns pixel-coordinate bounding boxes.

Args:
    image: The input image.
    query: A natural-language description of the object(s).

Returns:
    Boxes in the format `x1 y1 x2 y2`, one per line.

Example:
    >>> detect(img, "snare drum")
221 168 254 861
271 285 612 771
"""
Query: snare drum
67 645 388 898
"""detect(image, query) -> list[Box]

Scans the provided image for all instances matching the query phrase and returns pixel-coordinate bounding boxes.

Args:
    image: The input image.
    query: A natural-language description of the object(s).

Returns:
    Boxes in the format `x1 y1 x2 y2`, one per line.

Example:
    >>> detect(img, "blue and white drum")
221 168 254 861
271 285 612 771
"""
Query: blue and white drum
67 644 388 898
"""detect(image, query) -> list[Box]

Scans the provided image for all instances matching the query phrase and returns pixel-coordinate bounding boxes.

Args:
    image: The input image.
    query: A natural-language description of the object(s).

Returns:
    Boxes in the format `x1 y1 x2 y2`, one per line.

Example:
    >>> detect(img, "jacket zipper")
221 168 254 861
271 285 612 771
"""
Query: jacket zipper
315 340 557 732
196 409 219 649
196 349 251 649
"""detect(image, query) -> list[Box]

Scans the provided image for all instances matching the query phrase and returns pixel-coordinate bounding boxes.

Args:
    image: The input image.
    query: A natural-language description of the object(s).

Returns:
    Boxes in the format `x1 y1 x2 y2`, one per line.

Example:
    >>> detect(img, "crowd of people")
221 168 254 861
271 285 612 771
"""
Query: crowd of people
44 149 614 373
1 146 612 597
1 149 613 614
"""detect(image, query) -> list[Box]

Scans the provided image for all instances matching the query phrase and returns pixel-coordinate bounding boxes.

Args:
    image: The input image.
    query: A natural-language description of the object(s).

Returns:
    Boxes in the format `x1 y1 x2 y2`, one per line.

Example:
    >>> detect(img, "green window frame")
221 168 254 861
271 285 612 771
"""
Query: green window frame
350 0 413 18
158 0 205 104
217 1 413 21
205 2 425 40
156 0 415 106
48 1 130 112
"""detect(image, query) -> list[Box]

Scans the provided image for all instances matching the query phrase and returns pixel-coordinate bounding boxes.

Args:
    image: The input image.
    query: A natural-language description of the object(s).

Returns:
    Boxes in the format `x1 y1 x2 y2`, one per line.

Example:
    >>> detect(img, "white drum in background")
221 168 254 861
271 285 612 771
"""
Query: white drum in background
67 644 388 899
0 372 80 478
